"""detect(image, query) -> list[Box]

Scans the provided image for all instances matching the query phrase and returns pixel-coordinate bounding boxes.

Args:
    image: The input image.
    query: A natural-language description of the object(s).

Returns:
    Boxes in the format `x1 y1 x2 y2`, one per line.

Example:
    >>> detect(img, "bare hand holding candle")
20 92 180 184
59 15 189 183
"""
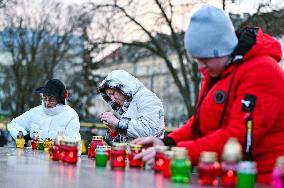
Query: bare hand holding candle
100 112 119 132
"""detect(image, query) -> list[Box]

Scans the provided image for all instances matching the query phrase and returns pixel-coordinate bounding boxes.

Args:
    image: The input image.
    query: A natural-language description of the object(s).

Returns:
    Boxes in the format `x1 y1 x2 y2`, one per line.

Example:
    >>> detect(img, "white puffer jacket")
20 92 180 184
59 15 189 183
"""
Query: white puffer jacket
8 104 81 142
98 70 165 143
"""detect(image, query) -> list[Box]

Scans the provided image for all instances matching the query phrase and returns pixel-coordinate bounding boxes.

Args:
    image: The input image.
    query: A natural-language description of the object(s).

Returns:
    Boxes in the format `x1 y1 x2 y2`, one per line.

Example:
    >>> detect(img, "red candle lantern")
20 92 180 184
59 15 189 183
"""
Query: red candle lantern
111 143 127 169
50 132 65 161
62 141 78 164
198 151 220 186
221 138 242 187
31 132 40 150
163 150 174 177
50 144 60 161
31 140 39 150
88 136 105 158
128 144 143 168
154 146 169 172
58 140 66 161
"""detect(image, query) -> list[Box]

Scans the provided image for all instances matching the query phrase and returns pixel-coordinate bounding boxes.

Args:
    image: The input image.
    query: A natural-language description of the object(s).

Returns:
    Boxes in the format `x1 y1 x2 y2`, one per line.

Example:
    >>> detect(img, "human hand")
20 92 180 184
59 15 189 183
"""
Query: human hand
138 147 156 167
100 112 119 132
131 137 164 147
131 137 164 167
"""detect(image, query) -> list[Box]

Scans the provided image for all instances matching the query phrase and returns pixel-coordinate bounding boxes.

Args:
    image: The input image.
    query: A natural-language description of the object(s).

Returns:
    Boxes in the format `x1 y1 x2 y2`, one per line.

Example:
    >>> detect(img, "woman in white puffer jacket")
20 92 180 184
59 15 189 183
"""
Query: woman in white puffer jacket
98 70 165 145
8 79 81 144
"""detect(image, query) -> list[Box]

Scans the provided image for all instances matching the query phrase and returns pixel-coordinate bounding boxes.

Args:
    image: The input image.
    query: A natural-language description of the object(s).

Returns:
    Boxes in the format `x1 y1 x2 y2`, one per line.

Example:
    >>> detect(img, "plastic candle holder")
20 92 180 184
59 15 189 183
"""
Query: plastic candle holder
16 138 25 148
96 146 108 167
111 143 127 169
221 161 238 186
88 136 104 158
198 152 220 186
170 147 191 183
62 141 78 164
163 150 174 178
38 141 45 151
154 146 169 172
50 145 60 161
58 142 66 161
44 138 53 152
236 161 256 188
128 144 143 168
31 140 39 150
221 138 242 187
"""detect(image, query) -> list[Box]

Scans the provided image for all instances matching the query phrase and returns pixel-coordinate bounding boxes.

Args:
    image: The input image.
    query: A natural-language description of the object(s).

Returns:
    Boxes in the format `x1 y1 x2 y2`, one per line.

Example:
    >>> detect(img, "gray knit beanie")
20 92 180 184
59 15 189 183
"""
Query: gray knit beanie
184 5 238 58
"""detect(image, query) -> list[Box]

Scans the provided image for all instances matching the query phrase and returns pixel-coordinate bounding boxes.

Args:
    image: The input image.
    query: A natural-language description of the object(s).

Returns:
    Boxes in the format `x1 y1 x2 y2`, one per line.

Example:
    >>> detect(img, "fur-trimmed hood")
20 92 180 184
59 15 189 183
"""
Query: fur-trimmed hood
98 70 144 113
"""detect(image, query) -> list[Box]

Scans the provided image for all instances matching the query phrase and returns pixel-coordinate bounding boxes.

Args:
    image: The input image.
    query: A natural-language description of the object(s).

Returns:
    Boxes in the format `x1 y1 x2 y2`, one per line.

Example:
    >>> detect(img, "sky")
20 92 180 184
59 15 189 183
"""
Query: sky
209 0 284 14
63 0 284 14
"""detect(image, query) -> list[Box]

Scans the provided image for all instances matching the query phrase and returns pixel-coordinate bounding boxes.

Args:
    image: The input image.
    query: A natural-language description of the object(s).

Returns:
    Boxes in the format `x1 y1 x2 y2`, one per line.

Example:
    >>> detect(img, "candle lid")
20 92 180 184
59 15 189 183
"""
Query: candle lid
130 144 142 151
237 161 257 173
62 140 78 146
92 136 103 140
276 156 284 168
96 146 108 152
164 150 174 158
155 145 169 152
33 132 40 140
112 142 127 150
222 138 242 162
96 145 111 150
172 147 188 159
17 131 24 139
200 151 217 163
55 132 65 145
66 141 78 146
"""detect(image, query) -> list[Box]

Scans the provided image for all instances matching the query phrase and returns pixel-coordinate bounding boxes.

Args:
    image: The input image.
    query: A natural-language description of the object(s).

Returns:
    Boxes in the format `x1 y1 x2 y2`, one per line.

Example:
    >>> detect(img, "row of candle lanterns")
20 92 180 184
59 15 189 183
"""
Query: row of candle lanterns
16 131 55 151
87 136 257 188
17 132 284 187
15 131 80 164
87 136 144 168
48 133 79 164
88 137 284 188
153 138 257 187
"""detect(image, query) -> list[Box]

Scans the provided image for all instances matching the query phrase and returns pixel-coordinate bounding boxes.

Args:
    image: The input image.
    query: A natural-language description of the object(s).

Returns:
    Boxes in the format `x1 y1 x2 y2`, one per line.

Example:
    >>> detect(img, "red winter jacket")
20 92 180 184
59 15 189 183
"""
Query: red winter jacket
166 28 284 185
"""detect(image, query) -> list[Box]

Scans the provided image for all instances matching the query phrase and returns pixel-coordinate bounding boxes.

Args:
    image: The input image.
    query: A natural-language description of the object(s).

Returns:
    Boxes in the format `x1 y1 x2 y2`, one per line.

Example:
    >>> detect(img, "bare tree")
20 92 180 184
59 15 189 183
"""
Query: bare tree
238 8 284 36
0 0 8 9
85 0 209 117
0 0 87 117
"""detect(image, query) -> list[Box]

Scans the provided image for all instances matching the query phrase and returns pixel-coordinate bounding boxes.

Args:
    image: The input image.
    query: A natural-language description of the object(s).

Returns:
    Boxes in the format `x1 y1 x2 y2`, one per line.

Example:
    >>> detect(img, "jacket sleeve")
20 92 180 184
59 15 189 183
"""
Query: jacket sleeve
64 115 81 142
125 93 165 138
171 58 284 165
8 111 31 140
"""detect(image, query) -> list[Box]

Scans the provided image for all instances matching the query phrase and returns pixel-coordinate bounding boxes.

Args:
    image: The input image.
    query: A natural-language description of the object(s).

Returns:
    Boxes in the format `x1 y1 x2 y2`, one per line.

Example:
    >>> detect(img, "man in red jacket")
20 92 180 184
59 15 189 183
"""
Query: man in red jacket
132 4 284 185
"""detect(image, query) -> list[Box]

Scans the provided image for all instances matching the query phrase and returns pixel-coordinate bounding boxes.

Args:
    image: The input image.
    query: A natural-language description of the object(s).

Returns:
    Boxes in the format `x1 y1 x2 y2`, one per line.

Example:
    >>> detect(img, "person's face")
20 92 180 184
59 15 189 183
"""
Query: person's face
196 56 229 78
105 88 127 106
41 94 58 108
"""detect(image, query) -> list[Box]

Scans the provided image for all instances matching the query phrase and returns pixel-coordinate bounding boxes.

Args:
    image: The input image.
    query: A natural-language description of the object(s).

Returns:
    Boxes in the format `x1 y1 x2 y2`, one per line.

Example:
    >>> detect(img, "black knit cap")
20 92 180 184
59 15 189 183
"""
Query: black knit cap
35 79 66 105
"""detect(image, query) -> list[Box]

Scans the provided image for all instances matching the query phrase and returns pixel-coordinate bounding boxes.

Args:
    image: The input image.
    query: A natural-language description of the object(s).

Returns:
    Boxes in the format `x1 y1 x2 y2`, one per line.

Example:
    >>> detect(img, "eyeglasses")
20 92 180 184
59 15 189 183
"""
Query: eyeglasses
41 95 57 104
